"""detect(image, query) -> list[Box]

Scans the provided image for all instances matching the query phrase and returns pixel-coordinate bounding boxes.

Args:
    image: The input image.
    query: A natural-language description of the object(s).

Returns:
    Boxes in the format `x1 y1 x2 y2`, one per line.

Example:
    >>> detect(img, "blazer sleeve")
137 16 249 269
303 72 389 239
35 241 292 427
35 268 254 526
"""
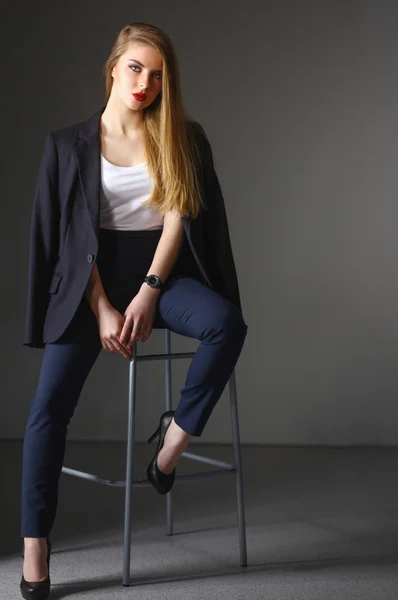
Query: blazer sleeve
195 123 243 314
23 132 60 348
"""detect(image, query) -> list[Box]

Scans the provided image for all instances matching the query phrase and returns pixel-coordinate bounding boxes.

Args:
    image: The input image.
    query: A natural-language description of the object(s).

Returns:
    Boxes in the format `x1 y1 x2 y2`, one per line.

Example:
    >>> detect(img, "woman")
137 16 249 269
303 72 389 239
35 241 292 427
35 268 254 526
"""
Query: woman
20 21 248 600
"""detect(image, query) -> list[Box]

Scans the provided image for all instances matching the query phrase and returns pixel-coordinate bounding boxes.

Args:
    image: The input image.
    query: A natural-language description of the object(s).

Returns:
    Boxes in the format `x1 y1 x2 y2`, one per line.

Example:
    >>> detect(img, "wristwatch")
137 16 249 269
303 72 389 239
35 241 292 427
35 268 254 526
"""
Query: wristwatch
144 274 164 290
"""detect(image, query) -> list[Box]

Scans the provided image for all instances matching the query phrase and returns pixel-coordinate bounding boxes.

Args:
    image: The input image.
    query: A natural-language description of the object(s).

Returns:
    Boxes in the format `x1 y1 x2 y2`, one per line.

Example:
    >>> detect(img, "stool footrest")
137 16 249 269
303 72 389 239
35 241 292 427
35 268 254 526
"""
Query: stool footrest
181 451 235 470
61 465 236 488
134 351 195 362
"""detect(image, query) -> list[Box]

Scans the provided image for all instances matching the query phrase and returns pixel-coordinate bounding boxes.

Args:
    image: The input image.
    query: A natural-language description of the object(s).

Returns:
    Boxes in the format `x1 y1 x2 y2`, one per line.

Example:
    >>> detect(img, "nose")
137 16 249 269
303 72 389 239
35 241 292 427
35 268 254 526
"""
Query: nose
140 81 149 91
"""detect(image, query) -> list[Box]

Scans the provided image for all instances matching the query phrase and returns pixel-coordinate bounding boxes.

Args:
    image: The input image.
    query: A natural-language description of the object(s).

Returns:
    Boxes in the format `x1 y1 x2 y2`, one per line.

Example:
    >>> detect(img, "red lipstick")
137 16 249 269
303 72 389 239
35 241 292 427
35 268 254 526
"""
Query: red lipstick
133 93 146 101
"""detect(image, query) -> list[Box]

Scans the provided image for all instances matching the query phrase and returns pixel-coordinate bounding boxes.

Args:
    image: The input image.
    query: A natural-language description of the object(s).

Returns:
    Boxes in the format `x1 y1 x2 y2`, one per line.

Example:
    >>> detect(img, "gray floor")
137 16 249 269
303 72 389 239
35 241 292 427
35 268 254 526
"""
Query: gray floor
1 440 398 599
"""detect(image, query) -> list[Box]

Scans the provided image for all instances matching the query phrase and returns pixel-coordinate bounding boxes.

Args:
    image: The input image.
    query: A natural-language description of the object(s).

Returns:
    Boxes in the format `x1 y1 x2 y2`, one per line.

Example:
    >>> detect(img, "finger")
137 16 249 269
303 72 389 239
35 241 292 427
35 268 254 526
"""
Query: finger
142 328 151 343
111 336 130 360
127 327 144 348
102 337 128 357
137 328 146 343
119 319 133 346
103 340 115 353
138 329 146 342
129 321 143 345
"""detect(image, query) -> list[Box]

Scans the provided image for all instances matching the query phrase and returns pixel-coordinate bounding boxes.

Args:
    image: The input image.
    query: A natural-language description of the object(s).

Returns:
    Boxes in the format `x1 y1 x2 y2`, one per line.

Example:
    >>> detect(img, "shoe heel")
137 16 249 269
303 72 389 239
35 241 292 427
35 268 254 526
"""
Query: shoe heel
147 424 161 444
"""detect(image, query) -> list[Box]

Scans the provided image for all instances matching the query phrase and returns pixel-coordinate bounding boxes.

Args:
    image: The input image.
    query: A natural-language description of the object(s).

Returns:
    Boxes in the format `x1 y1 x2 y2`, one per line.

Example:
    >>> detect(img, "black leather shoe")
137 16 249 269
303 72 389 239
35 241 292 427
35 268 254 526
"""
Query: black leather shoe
20 538 51 600
146 410 176 494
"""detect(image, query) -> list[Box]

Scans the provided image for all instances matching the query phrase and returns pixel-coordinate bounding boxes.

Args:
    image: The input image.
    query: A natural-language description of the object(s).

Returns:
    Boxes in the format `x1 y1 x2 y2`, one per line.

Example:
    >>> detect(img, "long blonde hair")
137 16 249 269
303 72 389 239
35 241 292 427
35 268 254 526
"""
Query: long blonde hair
103 22 205 219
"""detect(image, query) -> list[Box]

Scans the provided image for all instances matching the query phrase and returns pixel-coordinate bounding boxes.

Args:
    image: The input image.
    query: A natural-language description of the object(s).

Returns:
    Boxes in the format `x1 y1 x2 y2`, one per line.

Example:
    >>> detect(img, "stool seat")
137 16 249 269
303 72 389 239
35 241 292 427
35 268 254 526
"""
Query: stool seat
62 328 247 585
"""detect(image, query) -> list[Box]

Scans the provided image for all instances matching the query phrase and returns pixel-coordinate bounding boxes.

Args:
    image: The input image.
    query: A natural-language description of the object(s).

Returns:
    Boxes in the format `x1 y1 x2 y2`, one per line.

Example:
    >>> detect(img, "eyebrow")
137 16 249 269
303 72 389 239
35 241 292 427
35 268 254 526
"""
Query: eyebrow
128 58 163 73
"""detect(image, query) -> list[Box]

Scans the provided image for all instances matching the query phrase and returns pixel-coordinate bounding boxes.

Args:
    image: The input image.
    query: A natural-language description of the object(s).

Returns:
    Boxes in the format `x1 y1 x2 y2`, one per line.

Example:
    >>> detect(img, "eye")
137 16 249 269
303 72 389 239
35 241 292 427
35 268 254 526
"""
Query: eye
129 65 162 79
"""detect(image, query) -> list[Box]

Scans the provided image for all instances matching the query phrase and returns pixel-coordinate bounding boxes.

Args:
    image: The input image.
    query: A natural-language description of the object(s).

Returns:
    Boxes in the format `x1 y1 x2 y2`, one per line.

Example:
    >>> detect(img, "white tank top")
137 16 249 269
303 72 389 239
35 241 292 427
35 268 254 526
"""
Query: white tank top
99 154 164 230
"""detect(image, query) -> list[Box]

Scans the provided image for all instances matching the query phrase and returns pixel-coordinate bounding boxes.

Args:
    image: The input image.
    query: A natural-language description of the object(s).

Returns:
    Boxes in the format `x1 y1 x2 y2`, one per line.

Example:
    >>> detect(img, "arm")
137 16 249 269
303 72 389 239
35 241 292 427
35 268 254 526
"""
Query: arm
84 263 111 318
86 209 183 317
137 208 185 300
118 209 184 346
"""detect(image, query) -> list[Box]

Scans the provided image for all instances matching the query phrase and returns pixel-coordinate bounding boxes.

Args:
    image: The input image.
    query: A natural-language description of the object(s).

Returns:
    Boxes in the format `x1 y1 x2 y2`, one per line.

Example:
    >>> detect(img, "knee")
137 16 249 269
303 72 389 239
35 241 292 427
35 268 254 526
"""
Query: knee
218 304 248 342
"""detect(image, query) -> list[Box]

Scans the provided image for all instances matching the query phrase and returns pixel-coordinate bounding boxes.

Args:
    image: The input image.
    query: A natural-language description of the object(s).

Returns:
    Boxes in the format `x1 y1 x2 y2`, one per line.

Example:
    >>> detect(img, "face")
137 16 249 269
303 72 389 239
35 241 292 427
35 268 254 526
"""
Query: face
111 42 163 109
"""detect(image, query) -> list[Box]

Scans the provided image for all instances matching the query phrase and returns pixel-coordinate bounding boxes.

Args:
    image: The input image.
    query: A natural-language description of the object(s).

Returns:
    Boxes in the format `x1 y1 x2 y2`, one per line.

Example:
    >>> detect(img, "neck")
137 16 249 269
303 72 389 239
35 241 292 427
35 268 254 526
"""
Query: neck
100 94 143 138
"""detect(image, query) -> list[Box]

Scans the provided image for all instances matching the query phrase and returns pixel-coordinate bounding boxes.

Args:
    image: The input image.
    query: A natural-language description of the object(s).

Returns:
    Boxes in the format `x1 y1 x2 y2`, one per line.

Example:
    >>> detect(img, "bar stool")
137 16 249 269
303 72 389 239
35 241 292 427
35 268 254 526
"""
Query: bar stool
61 328 247 586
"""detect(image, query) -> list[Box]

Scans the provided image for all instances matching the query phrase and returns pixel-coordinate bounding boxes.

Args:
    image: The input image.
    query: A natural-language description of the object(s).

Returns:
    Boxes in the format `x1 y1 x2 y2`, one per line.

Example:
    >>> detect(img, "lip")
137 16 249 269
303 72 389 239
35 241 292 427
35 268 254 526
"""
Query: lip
133 93 146 101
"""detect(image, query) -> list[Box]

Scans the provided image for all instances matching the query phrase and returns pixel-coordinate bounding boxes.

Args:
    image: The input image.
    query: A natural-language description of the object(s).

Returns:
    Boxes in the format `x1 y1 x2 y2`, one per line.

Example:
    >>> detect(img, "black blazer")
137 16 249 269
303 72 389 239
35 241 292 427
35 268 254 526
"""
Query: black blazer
23 105 244 348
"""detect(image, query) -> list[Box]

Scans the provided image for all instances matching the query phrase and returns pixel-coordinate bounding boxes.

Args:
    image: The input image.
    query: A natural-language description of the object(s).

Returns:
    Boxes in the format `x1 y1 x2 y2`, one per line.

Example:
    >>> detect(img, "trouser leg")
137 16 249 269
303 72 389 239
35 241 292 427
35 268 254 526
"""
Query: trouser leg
21 300 102 538
154 276 248 436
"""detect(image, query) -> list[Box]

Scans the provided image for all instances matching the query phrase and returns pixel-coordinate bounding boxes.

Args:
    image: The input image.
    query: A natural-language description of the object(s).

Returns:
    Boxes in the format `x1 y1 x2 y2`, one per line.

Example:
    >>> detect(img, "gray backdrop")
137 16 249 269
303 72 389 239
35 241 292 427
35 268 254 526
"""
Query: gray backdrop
2 0 398 444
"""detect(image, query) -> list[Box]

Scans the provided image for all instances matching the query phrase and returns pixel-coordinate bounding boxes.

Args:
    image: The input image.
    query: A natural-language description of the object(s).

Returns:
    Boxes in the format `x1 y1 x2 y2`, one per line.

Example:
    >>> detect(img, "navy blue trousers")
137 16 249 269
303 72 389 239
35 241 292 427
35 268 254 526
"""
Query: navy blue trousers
21 228 248 538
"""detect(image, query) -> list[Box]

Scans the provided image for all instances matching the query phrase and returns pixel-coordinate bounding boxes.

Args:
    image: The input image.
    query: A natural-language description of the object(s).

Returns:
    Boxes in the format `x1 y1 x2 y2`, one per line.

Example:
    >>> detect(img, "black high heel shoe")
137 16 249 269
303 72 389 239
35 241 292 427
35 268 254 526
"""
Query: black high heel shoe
146 410 176 495
20 538 51 600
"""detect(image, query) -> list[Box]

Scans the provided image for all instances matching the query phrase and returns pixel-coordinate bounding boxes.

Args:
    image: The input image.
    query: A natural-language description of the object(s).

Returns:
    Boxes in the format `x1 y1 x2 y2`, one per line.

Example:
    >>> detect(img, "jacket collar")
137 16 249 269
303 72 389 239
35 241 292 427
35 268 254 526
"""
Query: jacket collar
74 104 107 239
78 104 107 140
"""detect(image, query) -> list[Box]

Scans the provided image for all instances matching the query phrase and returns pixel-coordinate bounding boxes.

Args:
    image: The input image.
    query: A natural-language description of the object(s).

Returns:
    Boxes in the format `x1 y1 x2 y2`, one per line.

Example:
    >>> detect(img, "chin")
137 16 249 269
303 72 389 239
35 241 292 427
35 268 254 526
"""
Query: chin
127 96 140 108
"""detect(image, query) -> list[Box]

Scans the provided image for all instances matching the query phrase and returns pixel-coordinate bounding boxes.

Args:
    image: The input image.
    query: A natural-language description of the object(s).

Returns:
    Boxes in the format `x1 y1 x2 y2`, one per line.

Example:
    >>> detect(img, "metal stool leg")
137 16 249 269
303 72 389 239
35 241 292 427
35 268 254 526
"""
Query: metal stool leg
123 343 138 586
62 327 246 585
164 328 173 536
229 369 248 566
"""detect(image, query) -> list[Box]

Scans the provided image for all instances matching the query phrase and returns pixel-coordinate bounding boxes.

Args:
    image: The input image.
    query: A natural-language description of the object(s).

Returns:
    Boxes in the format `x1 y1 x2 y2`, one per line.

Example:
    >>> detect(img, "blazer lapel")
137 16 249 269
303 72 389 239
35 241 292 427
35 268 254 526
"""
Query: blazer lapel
74 105 107 239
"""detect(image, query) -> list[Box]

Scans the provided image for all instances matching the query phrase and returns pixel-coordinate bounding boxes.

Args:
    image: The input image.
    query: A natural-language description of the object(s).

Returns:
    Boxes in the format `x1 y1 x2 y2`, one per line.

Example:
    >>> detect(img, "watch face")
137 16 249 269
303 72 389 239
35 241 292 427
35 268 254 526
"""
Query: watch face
147 275 162 287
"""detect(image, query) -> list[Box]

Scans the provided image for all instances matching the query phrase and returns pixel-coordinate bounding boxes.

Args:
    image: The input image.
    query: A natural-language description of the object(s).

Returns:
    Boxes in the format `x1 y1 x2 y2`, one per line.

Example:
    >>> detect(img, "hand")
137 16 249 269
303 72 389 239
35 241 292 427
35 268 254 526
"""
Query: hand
119 284 160 348
96 302 132 360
